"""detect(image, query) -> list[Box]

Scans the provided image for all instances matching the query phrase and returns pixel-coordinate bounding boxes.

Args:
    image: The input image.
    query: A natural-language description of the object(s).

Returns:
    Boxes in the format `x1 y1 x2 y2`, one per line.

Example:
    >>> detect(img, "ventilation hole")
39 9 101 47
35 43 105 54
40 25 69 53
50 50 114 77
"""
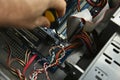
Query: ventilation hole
111 43 120 49
98 71 100 74
105 59 111 64
95 75 102 80
114 61 120 67
113 48 119 54
95 69 97 71
101 74 104 77
103 53 112 60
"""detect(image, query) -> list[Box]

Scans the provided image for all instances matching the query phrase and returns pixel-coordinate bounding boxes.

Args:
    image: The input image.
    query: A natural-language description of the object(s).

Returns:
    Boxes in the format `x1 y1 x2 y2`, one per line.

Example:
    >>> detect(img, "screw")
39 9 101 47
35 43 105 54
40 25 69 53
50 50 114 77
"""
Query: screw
73 72 76 75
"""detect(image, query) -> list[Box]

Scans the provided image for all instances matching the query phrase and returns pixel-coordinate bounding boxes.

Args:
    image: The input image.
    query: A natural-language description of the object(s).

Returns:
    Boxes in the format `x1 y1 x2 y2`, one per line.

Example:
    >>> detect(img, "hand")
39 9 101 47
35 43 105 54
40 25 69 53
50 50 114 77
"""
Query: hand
0 0 66 29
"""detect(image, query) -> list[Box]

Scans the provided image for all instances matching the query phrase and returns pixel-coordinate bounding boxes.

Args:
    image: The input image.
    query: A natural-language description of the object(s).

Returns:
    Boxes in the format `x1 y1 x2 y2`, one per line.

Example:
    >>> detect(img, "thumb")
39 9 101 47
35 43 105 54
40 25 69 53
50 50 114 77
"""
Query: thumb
34 16 50 27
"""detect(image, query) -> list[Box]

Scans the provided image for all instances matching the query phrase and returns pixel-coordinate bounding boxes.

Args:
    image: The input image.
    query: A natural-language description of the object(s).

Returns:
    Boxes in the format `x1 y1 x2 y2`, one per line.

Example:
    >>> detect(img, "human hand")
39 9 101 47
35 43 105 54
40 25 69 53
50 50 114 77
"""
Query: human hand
0 0 66 29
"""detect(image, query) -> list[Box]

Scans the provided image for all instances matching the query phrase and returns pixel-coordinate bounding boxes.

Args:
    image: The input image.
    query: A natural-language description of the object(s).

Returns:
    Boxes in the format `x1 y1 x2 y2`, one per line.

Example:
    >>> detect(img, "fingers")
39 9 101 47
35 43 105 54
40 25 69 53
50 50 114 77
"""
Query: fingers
15 16 50 29
49 0 66 17
34 16 50 27
28 0 67 29
29 16 50 29
11 0 66 29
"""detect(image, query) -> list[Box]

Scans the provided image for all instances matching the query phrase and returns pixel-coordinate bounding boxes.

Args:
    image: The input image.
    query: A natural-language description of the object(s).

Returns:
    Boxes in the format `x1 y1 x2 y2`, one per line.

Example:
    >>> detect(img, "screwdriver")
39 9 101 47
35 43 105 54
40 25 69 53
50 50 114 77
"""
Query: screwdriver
44 9 59 29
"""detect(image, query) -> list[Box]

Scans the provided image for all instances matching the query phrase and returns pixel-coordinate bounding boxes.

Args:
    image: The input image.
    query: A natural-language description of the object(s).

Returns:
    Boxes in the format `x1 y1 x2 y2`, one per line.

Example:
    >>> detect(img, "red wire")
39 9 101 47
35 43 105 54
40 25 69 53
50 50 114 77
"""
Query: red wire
55 43 80 61
74 32 93 53
77 0 81 11
23 54 37 75
7 46 11 64
6 43 12 66
81 36 92 51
